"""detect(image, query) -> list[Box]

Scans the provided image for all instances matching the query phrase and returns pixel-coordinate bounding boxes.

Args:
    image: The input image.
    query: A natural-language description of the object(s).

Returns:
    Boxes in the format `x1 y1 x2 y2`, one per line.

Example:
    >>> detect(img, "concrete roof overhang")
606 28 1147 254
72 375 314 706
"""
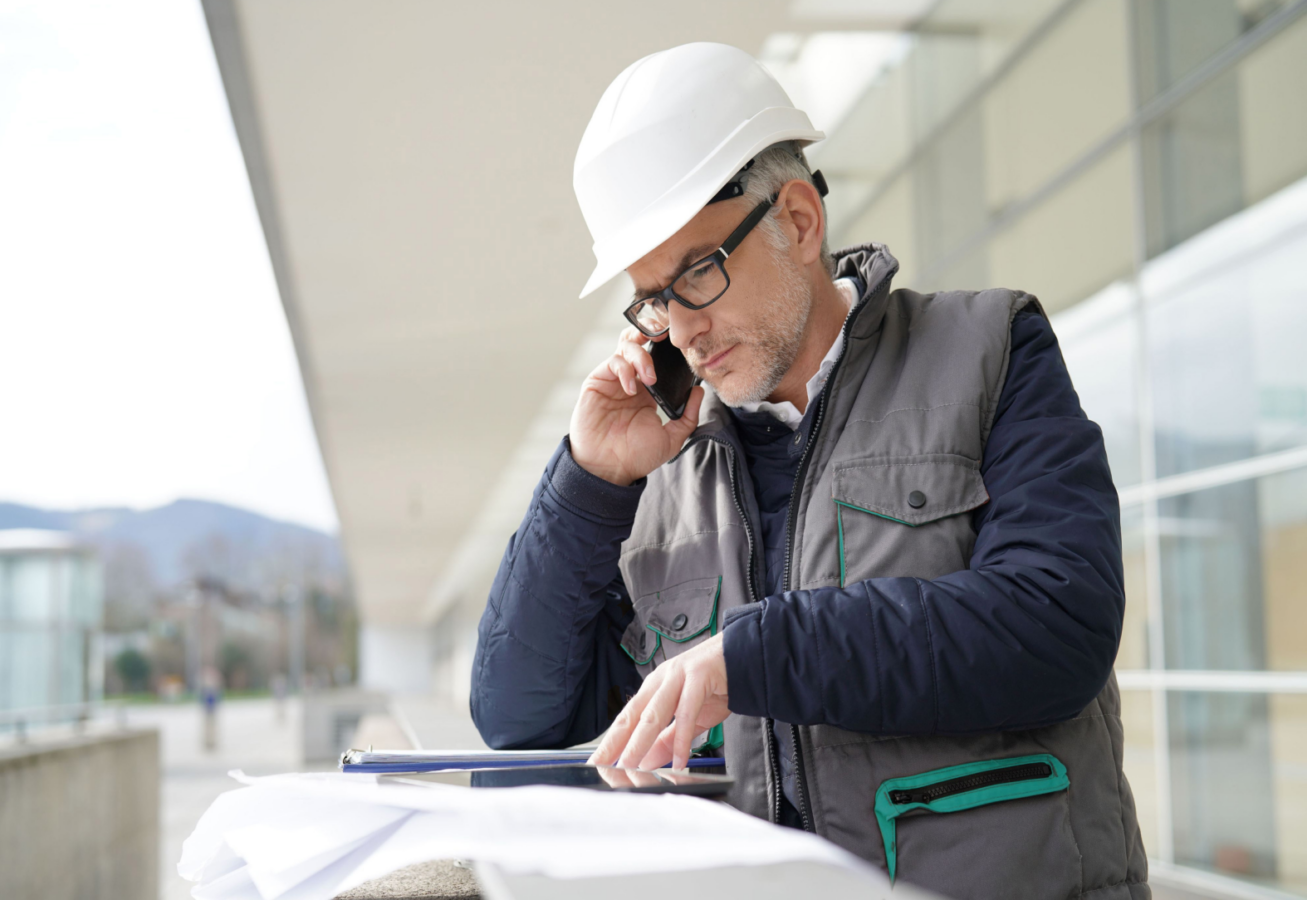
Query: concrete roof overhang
200 1 921 629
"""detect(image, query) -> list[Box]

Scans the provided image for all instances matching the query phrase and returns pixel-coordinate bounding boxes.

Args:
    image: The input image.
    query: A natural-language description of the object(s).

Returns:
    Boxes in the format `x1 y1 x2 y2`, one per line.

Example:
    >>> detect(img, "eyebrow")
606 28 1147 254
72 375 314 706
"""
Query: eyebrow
631 243 718 300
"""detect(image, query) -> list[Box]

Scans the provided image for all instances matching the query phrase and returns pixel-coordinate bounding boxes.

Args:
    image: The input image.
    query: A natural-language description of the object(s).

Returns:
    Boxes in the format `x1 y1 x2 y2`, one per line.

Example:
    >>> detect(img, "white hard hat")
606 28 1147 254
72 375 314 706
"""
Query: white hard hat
573 42 825 299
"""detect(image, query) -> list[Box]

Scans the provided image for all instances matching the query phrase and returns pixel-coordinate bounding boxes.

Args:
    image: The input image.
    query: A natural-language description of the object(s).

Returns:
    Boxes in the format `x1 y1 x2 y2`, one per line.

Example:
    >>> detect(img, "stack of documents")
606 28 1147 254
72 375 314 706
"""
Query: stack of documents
178 771 908 900
339 747 724 772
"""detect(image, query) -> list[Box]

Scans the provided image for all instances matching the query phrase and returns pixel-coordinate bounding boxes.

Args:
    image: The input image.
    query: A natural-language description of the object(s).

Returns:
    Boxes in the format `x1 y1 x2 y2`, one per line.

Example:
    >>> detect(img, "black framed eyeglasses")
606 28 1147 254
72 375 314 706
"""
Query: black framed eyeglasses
623 193 778 338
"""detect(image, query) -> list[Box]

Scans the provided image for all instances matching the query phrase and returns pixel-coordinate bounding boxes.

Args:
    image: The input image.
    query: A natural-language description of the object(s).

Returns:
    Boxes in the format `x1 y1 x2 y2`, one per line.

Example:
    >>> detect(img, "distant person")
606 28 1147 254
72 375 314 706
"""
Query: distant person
472 43 1147 899
200 665 222 751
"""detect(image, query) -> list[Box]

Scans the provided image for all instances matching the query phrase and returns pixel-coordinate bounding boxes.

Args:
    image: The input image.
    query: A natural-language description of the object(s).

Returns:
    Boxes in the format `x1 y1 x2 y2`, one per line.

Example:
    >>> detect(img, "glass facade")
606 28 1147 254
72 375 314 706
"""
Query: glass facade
804 0 1307 894
0 537 104 717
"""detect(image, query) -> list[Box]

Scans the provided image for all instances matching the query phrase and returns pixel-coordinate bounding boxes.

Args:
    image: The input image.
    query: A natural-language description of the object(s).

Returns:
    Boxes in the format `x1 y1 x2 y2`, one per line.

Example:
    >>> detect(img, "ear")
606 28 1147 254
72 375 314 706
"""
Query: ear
777 178 826 268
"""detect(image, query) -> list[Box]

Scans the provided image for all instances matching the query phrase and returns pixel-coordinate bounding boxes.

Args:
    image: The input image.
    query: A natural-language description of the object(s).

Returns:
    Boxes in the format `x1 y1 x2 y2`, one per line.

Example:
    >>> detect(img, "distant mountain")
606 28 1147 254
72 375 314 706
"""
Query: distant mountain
0 498 345 591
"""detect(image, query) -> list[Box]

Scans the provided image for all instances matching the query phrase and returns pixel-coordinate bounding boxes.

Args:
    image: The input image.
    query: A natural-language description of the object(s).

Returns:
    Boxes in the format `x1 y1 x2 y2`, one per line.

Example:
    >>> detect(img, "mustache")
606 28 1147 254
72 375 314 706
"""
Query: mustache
685 335 737 369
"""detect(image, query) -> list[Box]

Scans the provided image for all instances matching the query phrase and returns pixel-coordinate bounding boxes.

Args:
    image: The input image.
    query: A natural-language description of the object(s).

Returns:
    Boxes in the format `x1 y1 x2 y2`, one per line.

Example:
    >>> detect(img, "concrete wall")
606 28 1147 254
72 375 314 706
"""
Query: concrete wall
0 729 159 900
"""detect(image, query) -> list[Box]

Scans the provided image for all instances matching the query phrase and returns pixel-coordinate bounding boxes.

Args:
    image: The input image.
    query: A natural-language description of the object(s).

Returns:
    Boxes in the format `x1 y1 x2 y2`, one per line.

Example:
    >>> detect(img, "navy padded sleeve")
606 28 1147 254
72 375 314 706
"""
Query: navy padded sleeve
723 308 1125 733
471 438 644 749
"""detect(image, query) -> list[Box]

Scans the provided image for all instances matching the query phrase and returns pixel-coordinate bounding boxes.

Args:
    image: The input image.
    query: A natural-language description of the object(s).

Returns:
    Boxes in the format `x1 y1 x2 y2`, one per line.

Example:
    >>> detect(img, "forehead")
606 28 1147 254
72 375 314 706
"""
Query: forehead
628 199 749 296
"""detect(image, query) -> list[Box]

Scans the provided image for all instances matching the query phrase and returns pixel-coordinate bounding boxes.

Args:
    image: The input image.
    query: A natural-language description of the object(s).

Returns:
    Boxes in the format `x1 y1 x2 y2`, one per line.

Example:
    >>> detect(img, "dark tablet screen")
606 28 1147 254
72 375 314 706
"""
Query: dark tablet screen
384 764 732 796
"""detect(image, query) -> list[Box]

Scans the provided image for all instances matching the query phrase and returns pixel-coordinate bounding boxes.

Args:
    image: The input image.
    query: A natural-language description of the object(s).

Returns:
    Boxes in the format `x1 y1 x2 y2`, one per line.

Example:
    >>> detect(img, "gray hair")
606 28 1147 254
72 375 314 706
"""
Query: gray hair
737 141 834 275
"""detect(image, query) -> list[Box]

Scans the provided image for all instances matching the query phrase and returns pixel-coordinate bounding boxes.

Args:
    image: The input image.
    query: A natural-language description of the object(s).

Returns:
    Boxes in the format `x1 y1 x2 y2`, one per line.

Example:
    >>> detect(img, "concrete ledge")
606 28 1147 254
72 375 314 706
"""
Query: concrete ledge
0 728 160 900
336 859 480 899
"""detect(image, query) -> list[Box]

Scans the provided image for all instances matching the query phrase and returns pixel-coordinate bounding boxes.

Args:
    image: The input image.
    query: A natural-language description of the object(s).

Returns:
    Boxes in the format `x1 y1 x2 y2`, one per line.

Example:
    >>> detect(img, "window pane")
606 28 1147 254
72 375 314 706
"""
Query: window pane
1118 507 1149 669
1169 690 1307 894
1169 691 1278 882
1262 468 1307 671
1140 9 1307 257
1133 0 1292 104
1271 694 1307 894
1120 689 1159 856
1147 198 1307 476
1159 467 1307 672
1160 479 1266 671
1134 0 1244 104
1141 69 1245 257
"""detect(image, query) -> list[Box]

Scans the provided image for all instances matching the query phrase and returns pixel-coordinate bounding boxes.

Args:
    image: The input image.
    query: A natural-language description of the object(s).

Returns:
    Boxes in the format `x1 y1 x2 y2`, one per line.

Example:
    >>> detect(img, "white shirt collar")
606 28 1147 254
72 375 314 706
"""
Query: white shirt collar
737 277 858 430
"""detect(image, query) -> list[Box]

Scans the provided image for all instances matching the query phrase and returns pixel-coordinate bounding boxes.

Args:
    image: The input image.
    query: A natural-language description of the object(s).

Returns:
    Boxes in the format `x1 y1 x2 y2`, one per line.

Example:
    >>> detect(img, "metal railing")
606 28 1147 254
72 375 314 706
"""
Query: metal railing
0 700 129 743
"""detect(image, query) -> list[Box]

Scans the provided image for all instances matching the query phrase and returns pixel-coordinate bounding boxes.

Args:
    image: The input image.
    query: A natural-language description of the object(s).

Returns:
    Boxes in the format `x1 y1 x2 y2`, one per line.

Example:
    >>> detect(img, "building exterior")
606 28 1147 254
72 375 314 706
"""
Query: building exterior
806 1 1307 895
0 529 104 720
207 1 1306 895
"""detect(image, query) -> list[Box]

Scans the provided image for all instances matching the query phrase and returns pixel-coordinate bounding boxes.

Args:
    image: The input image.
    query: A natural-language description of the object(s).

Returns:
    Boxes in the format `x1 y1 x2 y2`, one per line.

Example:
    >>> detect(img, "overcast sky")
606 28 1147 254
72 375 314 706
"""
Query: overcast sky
0 0 338 531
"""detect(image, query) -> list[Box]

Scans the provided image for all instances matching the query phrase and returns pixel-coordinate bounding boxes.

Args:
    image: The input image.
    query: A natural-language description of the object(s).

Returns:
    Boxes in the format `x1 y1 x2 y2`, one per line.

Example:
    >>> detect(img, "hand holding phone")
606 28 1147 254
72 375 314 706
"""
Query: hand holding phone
643 337 700 420
568 329 704 487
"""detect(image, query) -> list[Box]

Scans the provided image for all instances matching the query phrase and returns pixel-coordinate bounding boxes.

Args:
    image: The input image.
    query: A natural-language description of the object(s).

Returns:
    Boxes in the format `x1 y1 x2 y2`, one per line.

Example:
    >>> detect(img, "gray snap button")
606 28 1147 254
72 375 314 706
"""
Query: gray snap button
793 432 802 445
908 490 927 509
672 613 688 631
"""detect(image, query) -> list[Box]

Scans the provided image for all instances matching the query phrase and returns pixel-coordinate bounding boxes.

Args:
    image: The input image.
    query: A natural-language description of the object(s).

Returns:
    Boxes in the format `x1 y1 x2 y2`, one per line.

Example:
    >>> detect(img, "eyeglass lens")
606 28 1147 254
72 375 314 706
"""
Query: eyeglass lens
629 259 728 335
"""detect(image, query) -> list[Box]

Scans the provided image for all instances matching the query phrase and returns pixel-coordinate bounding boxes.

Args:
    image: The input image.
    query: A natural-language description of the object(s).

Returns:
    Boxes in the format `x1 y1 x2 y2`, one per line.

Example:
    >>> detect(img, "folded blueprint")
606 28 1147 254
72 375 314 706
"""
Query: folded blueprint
178 771 913 900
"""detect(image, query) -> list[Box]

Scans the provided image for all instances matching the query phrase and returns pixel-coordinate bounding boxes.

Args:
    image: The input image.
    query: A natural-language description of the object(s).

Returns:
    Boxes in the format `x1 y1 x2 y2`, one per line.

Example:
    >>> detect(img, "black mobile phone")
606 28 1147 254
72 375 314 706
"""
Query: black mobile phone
644 338 699 420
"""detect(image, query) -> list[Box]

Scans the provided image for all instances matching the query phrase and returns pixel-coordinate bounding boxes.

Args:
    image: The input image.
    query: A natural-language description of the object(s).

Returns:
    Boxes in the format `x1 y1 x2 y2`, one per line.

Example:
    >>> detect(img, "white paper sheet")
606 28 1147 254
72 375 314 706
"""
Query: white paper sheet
178 771 894 900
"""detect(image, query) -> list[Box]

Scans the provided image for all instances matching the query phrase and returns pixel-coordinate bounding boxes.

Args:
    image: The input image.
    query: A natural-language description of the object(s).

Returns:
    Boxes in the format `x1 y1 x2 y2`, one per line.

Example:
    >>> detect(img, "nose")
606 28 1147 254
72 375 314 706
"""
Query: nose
667 300 710 352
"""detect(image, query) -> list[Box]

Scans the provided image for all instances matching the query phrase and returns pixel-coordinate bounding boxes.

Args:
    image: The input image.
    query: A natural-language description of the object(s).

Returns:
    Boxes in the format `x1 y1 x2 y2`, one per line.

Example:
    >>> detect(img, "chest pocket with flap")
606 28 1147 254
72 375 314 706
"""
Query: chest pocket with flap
832 454 989 586
620 575 721 675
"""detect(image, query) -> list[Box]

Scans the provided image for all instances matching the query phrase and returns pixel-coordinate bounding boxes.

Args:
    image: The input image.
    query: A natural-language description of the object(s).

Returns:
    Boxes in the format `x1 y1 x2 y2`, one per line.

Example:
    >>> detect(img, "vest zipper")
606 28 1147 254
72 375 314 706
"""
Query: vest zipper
888 762 1054 806
778 266 896 835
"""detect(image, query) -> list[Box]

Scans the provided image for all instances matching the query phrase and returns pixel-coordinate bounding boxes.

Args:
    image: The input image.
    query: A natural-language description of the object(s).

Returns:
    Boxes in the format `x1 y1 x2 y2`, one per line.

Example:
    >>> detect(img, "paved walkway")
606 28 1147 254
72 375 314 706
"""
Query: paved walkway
124 697 311 900
127 694 487 900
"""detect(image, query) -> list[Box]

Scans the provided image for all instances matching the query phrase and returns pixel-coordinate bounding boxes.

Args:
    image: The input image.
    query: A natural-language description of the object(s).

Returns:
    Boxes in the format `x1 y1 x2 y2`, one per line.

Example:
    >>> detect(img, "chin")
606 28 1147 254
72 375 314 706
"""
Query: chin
706 371 768 408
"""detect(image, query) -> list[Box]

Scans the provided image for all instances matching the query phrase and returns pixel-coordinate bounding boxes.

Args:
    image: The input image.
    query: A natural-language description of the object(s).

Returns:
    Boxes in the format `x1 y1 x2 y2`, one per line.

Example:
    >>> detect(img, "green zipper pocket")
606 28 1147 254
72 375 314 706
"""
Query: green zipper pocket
874 753 1069 881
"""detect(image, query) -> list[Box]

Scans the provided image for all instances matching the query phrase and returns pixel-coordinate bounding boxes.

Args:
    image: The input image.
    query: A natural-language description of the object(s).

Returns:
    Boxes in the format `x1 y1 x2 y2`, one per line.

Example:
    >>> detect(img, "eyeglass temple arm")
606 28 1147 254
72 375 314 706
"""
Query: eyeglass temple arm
719 194 779 257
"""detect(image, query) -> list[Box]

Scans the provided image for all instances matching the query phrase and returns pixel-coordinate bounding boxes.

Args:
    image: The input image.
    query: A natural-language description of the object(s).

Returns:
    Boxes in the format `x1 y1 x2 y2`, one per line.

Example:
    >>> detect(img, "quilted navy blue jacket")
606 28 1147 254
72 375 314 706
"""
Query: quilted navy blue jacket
471 307 1124 755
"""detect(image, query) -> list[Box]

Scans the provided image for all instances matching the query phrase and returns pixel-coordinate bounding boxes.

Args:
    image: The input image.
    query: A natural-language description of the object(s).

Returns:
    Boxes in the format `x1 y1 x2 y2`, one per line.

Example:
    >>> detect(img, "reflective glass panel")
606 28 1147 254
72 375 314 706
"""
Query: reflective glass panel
1118 506 1149 670
1169 691 1307 894
1146 188 1307 476
1119 689 1159 855
1139 11 1307 256
1159 467 1307 671
1133 0 1292 104
1270 694 1307 894
1170 691 1277 881
1141 69 1245 258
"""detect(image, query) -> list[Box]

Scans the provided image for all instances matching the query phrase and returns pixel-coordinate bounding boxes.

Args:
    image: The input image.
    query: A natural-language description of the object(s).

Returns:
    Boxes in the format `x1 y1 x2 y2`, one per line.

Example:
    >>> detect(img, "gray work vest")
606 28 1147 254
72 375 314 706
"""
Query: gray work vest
616 245 1149 899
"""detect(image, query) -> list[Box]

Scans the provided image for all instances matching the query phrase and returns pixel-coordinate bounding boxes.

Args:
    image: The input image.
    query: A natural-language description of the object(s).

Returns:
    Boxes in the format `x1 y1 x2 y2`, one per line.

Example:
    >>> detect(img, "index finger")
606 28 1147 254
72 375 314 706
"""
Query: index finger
618 671 685 769
589 677 655 766
618 325 650 348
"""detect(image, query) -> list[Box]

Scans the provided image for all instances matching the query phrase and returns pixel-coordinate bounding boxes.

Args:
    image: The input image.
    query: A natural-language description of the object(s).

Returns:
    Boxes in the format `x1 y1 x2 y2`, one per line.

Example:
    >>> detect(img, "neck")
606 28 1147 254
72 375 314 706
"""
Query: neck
766 271 847 413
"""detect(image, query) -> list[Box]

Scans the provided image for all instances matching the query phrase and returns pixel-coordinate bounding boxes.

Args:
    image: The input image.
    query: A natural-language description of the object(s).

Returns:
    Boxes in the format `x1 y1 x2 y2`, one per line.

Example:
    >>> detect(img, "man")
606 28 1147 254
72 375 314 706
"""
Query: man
472 42 1148 899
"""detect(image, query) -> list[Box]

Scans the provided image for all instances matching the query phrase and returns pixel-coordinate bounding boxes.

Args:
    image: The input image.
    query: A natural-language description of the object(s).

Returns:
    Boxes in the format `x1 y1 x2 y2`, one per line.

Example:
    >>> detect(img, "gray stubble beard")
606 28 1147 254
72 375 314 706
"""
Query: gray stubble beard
696 248 814 407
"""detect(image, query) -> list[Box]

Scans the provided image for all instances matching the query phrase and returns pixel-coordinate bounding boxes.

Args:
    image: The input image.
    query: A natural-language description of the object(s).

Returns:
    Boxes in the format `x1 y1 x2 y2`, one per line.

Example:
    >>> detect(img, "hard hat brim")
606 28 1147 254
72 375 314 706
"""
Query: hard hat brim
579 106 825 299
